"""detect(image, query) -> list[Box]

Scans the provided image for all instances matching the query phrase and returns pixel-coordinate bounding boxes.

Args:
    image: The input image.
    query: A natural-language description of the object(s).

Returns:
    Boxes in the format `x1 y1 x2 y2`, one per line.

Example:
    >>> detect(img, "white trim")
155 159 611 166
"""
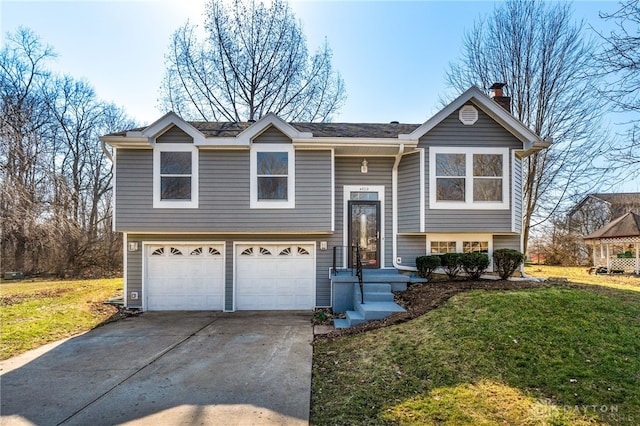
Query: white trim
142 241 227 312
250 143 295 209
343 185 385 268
143 112 204 142
512 150 518 233
429 146 510 210
112 148 117 232
232 241 316 312
331 149 335 232
152 143 199 209
419 148 426 233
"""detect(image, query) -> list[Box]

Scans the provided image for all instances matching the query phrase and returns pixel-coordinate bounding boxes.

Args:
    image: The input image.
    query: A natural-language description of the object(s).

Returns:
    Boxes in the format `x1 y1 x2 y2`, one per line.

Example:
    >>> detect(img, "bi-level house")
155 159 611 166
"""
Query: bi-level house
101 86 549 318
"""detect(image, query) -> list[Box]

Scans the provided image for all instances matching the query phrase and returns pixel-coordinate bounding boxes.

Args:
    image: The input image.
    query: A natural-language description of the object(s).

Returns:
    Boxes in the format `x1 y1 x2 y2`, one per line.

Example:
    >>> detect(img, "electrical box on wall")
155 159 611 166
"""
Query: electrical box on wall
130 291 139 300
396 257 402 264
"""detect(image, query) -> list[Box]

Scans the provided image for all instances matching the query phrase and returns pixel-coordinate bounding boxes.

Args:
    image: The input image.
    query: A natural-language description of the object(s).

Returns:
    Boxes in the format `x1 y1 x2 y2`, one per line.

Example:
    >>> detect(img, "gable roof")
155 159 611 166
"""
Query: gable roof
584 212 640 240
101 85 548 155
569 193 640 217
401 86 549 155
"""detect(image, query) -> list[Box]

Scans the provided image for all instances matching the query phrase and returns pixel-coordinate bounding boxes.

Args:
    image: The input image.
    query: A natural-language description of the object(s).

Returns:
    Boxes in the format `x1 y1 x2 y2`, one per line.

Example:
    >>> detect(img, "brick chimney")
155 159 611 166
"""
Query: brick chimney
489 82 511 113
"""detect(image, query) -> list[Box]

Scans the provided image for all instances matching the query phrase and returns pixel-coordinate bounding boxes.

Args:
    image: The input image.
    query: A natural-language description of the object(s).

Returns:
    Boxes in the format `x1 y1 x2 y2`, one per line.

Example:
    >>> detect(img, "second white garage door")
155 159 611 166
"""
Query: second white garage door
235 243 315 310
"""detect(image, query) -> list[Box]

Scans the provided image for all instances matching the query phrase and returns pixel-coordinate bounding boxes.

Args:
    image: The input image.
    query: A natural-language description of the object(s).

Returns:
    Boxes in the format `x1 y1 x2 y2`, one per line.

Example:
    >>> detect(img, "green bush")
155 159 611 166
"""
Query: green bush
493 249 526 280
460 252 490 280
440 253 463 280
416 255 441 279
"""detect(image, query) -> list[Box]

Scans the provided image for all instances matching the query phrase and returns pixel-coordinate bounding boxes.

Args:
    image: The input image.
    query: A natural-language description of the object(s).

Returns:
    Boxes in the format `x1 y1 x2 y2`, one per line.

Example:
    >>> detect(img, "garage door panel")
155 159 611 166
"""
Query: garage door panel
146 244 225 311
236 243 315 310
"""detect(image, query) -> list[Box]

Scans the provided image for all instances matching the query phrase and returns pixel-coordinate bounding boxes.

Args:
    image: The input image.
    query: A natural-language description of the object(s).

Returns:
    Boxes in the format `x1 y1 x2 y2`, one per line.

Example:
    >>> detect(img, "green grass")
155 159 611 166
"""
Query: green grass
312 287 640 425
0 278 123 360
525 265 640 293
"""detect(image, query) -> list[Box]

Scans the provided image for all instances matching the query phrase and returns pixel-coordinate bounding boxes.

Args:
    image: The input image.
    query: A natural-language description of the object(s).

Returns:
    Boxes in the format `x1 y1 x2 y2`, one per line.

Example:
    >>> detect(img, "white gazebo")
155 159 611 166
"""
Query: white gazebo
584 212 640 274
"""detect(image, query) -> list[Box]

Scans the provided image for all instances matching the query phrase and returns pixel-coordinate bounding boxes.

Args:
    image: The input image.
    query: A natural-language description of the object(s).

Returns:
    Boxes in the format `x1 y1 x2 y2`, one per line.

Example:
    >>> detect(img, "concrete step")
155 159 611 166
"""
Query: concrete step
333 318 350 329
356 301 406 320
391 282 407 291
362 283 392 293
345 310 365 326
363 292 395 302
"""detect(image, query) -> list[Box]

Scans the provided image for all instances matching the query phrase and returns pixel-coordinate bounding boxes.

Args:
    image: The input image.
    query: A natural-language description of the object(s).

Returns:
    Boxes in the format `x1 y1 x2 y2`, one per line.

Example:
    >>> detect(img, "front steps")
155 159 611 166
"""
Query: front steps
334 283 406 329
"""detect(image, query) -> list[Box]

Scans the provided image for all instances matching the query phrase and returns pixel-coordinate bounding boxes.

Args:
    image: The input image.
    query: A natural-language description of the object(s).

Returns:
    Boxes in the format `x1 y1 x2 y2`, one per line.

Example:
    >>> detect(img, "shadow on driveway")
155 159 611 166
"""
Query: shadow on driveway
1 311 313 425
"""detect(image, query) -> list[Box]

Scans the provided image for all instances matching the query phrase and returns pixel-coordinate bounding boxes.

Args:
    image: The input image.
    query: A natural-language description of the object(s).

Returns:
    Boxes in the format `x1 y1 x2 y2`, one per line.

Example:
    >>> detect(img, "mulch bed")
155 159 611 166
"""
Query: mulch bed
314 278 551 341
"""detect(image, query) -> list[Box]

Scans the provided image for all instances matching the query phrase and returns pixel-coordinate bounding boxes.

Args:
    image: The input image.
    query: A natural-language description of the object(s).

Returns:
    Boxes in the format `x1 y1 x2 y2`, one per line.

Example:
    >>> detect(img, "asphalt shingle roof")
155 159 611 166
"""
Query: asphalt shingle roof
584 212 640 240
106 121 422 139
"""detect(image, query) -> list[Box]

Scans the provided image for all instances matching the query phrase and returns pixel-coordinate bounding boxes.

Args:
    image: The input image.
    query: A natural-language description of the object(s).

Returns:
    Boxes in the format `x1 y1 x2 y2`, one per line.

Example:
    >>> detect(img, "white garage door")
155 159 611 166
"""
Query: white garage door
146 243 225 310
235 243 315 310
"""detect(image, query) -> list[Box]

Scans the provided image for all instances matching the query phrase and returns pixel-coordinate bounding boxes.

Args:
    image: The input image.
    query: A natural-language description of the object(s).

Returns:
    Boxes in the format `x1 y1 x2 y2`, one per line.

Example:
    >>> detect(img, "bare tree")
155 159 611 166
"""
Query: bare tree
594 0 640 177
159 0 345 122
45 76 135 275
445 0 610 254
1 28 135 277
0 27 55 272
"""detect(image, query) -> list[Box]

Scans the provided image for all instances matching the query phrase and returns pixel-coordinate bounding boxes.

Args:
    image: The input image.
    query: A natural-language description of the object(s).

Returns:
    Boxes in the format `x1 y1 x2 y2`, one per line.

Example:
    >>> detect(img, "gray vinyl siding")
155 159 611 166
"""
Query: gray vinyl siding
125 234 332 310
398 152 421 233
156 126 193 143
333 157 394 267
513 155 523 233
254 125 288 143
419 104 523 233
397 235 427 268
115 149 332 232
126 239 143 308
493 234 521 252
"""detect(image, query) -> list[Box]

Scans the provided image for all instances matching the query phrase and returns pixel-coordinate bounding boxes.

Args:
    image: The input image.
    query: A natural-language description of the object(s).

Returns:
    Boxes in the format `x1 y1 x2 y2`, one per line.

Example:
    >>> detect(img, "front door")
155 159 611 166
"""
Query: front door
348 200 381 268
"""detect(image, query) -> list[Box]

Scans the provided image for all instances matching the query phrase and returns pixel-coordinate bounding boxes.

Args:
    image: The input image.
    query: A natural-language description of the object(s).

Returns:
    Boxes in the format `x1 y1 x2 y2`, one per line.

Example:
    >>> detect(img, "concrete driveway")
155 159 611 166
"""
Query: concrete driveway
0 311 313 425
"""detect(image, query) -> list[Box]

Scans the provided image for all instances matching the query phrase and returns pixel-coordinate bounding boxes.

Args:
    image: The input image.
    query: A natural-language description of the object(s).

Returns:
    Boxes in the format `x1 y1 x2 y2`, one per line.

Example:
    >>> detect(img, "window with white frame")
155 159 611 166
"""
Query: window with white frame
430 241 457 254
430 147 509 209
428 235 493 262
463 241 489 253
250 144 295 208
153 144 198 208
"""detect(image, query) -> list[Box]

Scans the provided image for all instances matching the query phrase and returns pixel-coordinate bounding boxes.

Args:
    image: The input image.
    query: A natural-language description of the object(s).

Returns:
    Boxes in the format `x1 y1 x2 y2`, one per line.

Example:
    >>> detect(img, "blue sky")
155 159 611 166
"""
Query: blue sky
2 0 623 126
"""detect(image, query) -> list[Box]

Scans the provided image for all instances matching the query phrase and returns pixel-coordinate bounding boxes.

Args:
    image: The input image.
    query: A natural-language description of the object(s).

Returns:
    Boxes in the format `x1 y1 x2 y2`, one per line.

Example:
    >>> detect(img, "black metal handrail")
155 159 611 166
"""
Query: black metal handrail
331 245 365 304
355 245 364 304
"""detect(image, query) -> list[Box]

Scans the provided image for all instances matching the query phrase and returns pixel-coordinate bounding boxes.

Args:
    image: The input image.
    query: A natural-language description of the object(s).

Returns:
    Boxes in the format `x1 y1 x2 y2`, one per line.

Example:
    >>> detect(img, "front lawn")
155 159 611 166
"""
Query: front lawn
312 286 640 425
0 278 123 360
525 265 640 293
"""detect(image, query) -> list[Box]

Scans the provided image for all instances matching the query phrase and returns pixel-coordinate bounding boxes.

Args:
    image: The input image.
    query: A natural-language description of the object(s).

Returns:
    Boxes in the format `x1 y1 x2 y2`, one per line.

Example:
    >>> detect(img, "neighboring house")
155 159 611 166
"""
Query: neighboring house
568 193 640 236
100 86 549 312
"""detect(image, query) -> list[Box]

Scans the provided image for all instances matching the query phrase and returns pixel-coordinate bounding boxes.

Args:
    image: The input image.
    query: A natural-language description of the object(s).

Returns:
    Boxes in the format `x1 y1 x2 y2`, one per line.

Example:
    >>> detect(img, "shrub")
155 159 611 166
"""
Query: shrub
493 248 526 279
440 252 463 280
460 252 490 280
416 255 441 279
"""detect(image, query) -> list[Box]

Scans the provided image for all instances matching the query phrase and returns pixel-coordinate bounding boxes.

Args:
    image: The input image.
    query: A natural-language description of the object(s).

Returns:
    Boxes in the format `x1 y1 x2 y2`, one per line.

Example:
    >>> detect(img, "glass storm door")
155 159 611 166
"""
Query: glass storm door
348 200 381 268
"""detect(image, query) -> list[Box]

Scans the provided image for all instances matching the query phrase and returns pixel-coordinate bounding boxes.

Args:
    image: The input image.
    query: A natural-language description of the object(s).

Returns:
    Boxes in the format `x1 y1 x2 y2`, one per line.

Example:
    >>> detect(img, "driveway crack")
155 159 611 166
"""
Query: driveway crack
57 316 221 425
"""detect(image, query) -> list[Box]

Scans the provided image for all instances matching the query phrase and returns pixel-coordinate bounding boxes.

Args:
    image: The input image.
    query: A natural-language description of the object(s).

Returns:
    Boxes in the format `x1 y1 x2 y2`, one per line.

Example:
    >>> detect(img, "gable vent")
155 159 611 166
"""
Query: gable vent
459 105 478 125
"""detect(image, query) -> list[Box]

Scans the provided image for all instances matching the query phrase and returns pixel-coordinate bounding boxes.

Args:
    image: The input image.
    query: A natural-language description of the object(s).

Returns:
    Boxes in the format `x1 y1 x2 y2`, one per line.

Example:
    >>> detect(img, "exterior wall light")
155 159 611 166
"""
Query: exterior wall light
361 158 368 173
128 241 140 252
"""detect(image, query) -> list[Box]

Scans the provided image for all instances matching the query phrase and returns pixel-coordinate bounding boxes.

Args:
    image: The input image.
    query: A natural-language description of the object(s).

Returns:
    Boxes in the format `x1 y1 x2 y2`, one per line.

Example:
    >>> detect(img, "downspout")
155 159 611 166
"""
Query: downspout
392 144 417 272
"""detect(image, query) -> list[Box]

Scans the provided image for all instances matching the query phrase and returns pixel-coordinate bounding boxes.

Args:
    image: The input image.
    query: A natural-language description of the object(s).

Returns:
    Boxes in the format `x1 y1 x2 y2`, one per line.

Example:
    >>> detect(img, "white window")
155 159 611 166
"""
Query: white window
430 241 457 254
250 144 295 208
153 144 198 208
428 234 493 267
429 147 509 209
463 241 489 254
